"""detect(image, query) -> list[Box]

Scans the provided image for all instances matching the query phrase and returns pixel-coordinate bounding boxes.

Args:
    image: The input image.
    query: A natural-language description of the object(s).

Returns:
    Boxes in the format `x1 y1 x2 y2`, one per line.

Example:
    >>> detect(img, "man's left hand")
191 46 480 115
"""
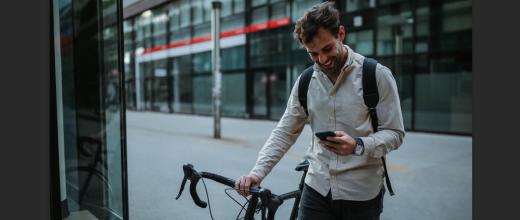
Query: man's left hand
318 131 357 155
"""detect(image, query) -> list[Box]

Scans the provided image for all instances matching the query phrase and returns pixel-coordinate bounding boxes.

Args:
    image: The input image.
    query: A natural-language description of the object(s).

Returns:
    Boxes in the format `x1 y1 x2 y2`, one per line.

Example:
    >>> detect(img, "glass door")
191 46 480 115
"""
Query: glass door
252 70 269 118
53 0 127 219
268 67 289 120
251 67 290 119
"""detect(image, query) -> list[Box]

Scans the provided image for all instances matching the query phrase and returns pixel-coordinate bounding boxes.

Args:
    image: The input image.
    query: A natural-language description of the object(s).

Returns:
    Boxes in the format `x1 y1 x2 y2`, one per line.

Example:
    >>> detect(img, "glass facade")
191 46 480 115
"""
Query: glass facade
123 0 472 134
53 0 127 219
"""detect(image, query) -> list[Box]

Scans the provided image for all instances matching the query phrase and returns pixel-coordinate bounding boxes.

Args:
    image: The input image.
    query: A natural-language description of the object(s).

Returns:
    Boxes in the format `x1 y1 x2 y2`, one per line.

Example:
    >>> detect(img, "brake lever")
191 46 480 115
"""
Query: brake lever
175 177 188 200
175 164 194 200
175 163 208 208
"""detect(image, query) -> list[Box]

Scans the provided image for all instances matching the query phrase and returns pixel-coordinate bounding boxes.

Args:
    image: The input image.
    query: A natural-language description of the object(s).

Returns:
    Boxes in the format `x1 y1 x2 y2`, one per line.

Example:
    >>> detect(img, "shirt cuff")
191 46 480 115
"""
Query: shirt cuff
249 168 266 181
359 136 384 158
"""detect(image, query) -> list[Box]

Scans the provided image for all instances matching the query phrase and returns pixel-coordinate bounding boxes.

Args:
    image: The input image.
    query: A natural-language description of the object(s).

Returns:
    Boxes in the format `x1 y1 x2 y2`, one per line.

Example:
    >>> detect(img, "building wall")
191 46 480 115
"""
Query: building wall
123 0 472 135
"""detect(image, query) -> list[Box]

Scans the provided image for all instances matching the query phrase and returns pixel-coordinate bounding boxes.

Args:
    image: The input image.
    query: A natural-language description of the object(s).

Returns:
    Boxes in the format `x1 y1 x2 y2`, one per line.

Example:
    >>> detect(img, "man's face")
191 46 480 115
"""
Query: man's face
304 26 346 76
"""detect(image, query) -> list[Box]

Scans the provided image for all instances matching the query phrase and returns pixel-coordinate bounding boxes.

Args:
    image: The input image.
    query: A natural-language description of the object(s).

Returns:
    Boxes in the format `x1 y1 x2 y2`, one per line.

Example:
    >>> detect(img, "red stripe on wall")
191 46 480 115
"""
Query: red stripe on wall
191 36 212 44
167 40 191 49
221 28 246 37
141 16 291 55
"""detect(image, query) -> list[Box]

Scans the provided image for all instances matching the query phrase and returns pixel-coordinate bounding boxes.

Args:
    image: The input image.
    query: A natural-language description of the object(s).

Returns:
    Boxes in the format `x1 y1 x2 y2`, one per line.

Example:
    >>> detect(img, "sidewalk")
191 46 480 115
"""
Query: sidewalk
126 111 471 220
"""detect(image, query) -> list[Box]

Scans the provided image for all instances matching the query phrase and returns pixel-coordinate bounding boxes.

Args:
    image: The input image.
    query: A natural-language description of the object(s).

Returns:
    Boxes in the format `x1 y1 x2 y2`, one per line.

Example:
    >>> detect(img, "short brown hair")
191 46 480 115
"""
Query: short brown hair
293 1 340 47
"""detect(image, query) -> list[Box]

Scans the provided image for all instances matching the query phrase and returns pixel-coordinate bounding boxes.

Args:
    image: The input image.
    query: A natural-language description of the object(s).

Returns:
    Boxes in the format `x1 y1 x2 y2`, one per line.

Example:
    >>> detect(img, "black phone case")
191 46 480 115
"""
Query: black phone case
315 131 335 140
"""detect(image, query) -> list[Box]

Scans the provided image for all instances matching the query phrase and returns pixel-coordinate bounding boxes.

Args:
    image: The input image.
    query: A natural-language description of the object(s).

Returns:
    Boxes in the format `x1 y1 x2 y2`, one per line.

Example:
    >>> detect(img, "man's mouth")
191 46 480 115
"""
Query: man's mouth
322 60 333 69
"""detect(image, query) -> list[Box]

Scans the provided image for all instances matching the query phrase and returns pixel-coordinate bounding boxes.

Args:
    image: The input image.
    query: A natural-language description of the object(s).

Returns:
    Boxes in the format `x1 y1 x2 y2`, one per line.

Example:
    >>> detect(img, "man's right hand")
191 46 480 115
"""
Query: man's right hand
235 174 261 197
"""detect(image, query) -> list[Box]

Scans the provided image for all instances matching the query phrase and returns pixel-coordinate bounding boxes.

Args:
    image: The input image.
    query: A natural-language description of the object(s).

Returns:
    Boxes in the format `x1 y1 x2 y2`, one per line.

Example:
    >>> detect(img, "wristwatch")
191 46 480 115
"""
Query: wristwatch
353 138 365 156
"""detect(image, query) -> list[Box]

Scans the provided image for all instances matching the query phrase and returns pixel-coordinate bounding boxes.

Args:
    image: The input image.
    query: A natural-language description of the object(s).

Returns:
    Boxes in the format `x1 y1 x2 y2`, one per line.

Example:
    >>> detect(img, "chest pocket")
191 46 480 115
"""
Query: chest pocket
306 76 370 132
333 82 369 130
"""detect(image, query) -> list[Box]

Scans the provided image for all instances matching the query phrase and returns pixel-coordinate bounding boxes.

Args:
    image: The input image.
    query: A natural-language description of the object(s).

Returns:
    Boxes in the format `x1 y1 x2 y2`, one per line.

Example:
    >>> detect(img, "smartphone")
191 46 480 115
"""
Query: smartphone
315 131 336 140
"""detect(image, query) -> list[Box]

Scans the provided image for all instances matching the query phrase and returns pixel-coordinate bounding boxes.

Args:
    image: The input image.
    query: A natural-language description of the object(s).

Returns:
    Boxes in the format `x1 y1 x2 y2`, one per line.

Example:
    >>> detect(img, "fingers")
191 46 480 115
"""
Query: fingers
335 130 348 136
243 176 251 196
235 176 246 197
325 137 343 145
320 139 342 148
235 176 255 197
320 143 336 153
319 140 336 152
319 138 351 155
241 176 249 197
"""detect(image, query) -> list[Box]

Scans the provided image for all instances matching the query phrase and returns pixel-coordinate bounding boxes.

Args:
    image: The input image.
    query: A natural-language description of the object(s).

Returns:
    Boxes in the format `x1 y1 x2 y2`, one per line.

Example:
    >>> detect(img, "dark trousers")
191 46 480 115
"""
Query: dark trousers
298 184 385 220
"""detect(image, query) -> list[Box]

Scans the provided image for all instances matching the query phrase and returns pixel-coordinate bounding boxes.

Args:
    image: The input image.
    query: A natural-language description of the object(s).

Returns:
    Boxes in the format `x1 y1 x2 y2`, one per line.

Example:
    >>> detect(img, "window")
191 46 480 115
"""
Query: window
136 12 153 49
193 22 211 38
346 30 373 55
271 1 289 20
123 20 134 80
53 0 127 217
171 55 192 113
376 4 413 56
291 0 322 22
152 9 167 47
414 53 472 133
222 46 245 71
222 73 246 117
379 0 408 6
170 27 190 43
378 56 414 130
442 1 472 32
152 59 169 112
439 0 472 51
169 3 180 31
221 0 232 17
193 51 212 74
234 0 245 14
193 75 212 114
192 0 204 25
345 0 375 12
415 3 430 53
252 6 268 24
269 70 289 120
180 0 191 28
222 13 244 32
252 0 268 7
203 0 211 22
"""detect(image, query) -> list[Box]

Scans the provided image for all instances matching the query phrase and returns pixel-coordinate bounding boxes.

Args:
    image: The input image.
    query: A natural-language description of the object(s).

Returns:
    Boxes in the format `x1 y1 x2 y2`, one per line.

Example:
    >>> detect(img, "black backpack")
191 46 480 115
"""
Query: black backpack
297 57 395 196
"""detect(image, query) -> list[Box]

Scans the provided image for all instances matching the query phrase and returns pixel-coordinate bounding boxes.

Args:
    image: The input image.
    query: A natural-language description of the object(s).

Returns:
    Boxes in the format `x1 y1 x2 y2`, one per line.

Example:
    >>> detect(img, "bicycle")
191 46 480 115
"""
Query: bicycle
175 160 310 220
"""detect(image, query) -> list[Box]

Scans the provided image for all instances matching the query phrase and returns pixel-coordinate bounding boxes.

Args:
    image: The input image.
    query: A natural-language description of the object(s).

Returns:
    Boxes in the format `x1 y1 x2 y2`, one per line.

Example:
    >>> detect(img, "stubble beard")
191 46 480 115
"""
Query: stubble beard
320 42 346 78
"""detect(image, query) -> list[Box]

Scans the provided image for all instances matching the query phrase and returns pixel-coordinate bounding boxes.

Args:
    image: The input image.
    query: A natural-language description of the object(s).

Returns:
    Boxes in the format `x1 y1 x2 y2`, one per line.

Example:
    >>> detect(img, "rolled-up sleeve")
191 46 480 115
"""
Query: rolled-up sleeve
360 64 405 158
249 77 308 180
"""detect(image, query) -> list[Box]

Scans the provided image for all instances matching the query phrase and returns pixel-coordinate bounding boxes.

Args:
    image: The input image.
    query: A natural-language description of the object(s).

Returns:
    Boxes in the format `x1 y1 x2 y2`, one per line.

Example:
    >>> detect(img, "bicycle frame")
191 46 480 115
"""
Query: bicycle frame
175 160 309 220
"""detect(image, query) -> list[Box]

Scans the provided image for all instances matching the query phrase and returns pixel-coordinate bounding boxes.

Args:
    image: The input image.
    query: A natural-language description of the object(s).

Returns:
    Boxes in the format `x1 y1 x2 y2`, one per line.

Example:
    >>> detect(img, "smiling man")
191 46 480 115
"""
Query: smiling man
236 2 405 220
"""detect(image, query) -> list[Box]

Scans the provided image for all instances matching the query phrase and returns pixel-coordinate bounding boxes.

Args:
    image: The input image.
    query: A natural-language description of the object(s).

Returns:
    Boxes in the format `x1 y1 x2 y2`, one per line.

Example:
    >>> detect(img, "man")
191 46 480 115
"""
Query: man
235 2 405 219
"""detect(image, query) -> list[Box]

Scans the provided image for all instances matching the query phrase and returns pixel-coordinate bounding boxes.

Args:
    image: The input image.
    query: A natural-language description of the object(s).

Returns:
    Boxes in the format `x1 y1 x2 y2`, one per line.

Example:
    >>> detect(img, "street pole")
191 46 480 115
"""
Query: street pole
211 1 222 139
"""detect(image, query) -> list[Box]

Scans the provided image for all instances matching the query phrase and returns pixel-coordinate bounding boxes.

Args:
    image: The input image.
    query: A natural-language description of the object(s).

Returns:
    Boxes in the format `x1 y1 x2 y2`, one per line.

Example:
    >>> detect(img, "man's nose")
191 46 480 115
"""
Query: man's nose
318 54 328 64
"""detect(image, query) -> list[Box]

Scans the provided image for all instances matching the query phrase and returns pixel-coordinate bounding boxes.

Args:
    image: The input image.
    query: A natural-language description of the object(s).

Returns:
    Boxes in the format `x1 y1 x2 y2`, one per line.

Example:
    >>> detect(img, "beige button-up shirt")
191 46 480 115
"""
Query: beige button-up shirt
249 46 405 201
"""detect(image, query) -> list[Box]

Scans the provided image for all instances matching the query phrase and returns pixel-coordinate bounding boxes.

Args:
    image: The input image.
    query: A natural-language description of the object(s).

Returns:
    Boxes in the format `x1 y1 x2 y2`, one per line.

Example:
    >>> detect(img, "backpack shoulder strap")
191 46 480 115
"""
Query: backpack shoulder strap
362 57 380 130
298 65 314 116
362 57 395 196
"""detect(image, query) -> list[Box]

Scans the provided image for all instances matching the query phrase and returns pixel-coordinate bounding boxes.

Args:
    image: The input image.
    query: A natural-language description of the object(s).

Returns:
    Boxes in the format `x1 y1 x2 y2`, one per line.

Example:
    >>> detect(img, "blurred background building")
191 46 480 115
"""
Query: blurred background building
122 0 472 135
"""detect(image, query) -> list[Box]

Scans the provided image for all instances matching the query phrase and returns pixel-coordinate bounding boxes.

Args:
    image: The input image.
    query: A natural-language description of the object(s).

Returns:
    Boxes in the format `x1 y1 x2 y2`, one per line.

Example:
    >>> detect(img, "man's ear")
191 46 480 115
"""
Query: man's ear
338 25 346 42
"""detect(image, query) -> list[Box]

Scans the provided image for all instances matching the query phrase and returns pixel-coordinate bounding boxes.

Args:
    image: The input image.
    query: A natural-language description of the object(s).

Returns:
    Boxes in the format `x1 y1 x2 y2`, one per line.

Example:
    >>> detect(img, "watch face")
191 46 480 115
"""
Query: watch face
354 138 364 155
355 145 363 155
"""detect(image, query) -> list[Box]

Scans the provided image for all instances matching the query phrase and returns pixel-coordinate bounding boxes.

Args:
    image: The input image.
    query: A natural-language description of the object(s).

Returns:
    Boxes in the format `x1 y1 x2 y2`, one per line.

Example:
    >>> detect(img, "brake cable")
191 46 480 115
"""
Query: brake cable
200 178 215 220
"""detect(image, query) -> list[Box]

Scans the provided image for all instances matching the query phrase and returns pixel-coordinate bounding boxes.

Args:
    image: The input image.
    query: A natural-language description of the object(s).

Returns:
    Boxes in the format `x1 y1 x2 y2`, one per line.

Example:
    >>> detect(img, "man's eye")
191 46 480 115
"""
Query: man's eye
323 47 332 52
